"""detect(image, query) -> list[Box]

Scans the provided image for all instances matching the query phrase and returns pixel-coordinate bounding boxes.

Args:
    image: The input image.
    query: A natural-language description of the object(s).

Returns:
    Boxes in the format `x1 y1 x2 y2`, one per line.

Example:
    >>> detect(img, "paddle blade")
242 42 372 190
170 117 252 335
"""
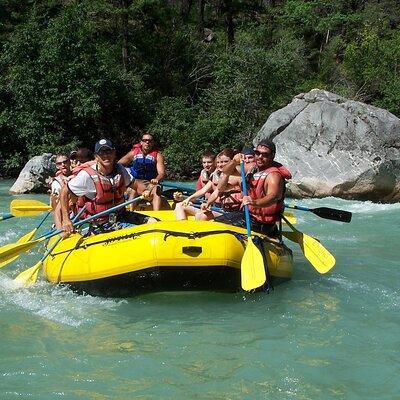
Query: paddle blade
313 207 352 223
11 199 52 217
14 262 41 288
0 237 44 265
241 238 267 291
0 228 37 269
282 231 336 274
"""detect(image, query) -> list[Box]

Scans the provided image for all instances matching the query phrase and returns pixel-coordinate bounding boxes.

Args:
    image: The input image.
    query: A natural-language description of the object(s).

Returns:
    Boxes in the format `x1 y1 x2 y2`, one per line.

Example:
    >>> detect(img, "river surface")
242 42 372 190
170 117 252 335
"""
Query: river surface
0 180 398 399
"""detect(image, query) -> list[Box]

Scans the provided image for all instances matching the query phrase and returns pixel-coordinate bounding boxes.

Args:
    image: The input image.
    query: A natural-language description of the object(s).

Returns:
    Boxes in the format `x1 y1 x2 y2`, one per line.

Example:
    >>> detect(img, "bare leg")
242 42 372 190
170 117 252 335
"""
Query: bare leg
175 203 198 221
195 210 221 221
151 186 162 211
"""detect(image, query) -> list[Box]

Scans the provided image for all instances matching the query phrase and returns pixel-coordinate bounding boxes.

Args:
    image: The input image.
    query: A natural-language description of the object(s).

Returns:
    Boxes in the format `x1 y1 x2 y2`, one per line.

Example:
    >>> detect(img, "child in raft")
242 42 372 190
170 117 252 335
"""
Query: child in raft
174 148 243 221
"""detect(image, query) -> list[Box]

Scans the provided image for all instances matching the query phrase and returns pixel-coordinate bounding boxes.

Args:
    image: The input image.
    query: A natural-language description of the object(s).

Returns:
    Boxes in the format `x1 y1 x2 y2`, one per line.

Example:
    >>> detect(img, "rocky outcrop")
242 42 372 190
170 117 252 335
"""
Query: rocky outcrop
254 89 400 202
9 154 56 194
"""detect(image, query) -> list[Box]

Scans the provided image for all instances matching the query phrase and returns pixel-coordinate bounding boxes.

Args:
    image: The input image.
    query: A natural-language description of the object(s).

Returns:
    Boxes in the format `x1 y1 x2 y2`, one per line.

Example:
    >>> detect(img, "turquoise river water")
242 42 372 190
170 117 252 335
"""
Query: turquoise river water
0 180 398 399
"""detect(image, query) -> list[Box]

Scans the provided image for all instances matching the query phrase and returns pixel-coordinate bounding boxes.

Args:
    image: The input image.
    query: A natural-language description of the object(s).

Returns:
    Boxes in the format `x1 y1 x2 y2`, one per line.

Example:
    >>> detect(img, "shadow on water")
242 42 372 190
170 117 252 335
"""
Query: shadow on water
67 267 290 298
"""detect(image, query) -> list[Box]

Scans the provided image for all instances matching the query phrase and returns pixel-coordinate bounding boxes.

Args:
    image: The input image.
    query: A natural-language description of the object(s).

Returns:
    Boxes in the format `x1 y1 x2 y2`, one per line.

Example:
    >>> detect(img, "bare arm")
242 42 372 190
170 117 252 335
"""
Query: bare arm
185 181 213 203
151 152 166 184
60 185 77 235
118 150 134 166
205 188 220 207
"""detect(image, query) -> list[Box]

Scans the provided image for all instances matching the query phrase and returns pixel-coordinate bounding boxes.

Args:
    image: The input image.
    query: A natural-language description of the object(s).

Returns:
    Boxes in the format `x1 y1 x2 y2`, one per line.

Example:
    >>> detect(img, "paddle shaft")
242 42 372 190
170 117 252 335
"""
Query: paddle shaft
240 162 252 237
0 213 14 221
239 161 266 290
284 203 352 223
162 182 196 193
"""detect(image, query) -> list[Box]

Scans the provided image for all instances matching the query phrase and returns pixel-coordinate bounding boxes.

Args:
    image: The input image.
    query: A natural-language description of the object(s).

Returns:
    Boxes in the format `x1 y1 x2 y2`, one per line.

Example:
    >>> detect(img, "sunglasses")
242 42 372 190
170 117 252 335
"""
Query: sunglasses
254 150 273 158
97 148 114 155
55 160 69 166
141 139 154 143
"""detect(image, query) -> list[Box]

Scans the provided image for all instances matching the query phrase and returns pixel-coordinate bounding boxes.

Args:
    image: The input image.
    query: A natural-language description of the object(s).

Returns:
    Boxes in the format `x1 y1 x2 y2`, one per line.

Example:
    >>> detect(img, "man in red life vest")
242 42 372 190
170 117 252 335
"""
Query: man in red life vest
60 139 150 236
119 132 166 210
221 139 292 236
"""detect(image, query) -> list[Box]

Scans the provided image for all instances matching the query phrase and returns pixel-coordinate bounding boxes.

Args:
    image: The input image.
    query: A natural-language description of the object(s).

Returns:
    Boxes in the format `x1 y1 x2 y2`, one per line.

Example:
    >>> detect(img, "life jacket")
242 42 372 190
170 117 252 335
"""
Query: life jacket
196 169 210 190
129 143 159 180
248 162 292 224
72 160 96 176
80 164 126 222
220 188 243 211
72 161 96 211
217 174 243 211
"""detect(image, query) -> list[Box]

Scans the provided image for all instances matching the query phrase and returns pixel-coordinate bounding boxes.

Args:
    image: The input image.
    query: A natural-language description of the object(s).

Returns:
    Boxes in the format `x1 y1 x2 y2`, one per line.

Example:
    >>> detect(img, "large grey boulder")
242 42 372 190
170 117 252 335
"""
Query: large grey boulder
254 89 400 202
9 153 56 194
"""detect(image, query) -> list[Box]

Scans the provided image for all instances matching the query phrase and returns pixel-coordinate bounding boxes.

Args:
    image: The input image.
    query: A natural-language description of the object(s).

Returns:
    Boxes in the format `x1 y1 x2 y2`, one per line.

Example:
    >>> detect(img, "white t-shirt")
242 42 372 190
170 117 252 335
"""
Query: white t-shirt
67 163 134 200
51 179 62 195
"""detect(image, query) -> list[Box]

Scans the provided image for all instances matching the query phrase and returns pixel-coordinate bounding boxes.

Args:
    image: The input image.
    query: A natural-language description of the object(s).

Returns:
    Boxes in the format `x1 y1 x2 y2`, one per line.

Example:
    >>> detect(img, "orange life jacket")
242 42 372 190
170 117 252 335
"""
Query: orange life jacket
72 161 97 211
80 165 126 222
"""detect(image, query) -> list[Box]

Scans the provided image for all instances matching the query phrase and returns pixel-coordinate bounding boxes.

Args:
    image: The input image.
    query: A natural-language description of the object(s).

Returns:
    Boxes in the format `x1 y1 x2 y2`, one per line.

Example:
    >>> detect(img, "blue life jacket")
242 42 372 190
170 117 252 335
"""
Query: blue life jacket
129 143 159 180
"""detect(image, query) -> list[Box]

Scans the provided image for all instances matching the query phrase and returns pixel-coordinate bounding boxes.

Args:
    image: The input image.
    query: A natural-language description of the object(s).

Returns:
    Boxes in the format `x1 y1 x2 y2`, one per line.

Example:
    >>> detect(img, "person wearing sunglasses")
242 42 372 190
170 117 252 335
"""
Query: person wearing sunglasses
50 154 73 210
221 139 292 237
119 132 166 210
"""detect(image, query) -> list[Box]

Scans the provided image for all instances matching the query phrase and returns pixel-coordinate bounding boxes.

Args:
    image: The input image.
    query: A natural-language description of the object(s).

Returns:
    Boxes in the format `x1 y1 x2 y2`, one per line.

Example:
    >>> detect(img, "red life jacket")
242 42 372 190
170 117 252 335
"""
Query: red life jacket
72 160 96 176
219 175 243 211
72 161 96 210
81 165 126 222
220 189 243 211
248 162 292 224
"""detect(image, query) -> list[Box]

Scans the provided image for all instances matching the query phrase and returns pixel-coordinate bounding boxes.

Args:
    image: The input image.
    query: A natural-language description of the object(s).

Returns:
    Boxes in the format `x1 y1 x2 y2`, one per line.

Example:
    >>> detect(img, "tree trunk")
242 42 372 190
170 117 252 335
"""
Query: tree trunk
197 0 205 40
225 0 234 46
181 0 193 20
121 0 130 73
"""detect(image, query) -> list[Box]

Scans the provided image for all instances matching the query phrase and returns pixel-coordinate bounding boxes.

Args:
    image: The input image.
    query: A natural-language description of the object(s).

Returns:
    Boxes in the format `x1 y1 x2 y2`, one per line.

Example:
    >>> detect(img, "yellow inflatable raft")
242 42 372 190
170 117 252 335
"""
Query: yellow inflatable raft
43 214 293 289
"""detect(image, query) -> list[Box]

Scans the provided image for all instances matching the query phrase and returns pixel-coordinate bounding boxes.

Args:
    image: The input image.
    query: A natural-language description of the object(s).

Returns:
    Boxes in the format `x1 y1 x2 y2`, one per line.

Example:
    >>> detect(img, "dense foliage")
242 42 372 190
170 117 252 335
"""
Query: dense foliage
0 0 399 177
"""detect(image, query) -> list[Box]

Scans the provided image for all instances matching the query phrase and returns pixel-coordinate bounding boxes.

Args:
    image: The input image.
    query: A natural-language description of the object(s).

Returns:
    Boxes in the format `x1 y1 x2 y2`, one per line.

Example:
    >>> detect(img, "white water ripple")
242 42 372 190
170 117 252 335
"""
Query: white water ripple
0 273 127 327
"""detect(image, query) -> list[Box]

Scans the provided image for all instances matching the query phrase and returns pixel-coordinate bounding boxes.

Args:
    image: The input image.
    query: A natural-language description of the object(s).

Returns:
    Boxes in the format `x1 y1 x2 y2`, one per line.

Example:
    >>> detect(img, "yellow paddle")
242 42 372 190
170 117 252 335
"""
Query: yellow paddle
0 229 37 269
10 199 52 217
14 236 60 287
281 215 335 274
239 161 266 291
0 210 52 269
14 206 87 287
